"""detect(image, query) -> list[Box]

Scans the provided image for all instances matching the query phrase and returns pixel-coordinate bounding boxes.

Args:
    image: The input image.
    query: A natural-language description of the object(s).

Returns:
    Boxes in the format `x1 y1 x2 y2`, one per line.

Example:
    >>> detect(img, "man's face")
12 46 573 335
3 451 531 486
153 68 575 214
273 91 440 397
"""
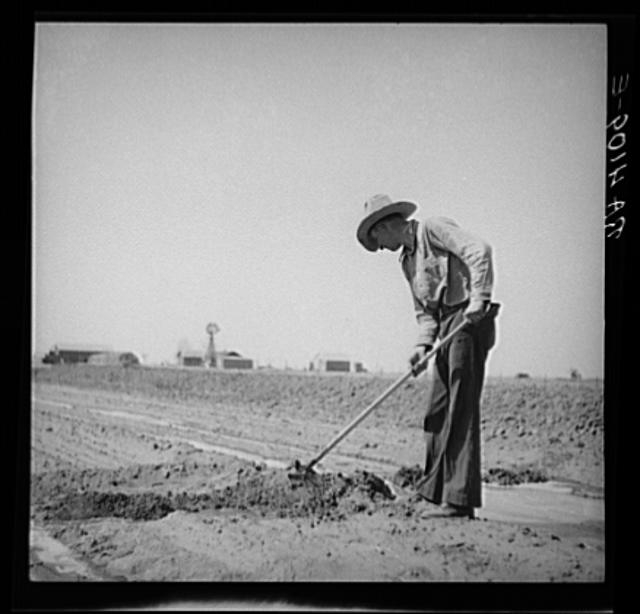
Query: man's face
370 219 402 251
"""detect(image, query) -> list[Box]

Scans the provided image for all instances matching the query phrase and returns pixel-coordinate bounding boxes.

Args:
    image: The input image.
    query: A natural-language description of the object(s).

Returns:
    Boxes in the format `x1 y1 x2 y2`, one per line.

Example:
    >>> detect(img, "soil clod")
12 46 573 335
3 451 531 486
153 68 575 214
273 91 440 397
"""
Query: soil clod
34 463 397 523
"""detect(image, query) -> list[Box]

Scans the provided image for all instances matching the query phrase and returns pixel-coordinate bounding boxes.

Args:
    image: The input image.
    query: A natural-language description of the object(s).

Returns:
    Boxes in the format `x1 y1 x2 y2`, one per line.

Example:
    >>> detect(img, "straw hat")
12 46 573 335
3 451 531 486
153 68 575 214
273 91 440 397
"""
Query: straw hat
356 194 417 251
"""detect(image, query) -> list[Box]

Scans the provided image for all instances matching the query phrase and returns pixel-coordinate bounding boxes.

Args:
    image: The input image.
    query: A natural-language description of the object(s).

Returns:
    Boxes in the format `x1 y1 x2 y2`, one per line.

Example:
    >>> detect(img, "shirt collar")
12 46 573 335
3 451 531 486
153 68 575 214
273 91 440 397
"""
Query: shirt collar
399 219 418 262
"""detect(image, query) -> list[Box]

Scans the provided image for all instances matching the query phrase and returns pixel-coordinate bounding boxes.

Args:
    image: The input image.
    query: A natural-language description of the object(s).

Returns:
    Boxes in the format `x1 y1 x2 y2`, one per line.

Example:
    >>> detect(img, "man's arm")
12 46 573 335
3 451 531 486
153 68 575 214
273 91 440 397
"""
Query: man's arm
425 217 494 321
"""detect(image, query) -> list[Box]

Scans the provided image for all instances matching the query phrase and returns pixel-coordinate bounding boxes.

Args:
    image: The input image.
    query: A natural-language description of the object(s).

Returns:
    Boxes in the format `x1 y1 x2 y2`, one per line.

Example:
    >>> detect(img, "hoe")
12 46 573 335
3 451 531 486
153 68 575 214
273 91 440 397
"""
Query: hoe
288 303 501 486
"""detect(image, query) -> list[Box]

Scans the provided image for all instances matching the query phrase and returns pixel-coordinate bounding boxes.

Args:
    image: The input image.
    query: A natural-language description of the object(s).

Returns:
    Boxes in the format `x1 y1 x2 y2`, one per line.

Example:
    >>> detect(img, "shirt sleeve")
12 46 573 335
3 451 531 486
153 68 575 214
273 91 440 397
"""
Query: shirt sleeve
425 216 494 304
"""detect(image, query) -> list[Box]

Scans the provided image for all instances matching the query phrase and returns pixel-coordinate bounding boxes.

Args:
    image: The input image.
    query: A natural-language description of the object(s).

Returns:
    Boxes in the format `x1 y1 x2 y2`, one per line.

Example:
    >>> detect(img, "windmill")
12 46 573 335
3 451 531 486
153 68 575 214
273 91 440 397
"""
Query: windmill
205 322 220 368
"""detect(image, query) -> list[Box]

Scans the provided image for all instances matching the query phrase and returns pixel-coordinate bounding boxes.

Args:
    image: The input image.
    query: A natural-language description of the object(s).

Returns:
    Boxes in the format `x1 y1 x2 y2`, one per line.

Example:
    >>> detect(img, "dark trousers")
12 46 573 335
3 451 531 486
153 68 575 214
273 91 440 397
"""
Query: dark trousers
417 302 496 508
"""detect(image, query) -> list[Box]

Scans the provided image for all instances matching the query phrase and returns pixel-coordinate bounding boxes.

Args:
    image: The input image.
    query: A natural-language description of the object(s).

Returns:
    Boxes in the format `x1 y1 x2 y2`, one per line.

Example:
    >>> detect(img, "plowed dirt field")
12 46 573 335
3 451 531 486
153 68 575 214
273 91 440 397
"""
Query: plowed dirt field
29 366 605 584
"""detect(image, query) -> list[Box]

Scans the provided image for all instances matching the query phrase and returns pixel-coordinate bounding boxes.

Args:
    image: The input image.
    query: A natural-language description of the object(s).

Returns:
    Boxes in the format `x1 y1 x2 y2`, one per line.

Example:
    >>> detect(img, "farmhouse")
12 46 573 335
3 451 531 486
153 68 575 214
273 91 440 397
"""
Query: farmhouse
177 349 205 367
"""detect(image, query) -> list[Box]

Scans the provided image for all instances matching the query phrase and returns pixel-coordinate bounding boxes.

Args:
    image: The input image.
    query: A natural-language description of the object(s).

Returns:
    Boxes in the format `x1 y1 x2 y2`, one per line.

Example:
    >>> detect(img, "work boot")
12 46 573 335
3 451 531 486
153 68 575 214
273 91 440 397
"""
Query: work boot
414 495 475 519
439 503 475 519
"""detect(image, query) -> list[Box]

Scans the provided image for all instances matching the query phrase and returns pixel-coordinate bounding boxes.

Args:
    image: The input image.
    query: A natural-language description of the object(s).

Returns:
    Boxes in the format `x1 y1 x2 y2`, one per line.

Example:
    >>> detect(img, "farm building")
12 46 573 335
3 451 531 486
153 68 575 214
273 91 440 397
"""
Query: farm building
177 349 205 367
310 353 366 373
176 348 253 369
42 344 112 365
87 351 141 367
218 350 254 370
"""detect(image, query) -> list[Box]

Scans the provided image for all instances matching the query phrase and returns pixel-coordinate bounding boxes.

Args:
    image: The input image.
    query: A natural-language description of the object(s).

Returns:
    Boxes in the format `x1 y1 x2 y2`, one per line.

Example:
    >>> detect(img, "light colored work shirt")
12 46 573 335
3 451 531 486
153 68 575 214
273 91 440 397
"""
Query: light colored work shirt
400 217 494 347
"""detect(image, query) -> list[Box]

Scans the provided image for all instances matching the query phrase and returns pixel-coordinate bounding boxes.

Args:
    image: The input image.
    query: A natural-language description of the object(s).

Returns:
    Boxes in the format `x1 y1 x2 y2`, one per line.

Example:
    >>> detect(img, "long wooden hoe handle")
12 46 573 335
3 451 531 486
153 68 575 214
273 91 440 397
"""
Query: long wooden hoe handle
305 317 471 472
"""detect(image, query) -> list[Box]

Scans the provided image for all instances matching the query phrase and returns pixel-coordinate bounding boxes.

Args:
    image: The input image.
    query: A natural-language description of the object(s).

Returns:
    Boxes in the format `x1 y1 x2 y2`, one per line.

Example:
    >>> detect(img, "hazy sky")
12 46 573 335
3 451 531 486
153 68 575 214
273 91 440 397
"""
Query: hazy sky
32 23 606 377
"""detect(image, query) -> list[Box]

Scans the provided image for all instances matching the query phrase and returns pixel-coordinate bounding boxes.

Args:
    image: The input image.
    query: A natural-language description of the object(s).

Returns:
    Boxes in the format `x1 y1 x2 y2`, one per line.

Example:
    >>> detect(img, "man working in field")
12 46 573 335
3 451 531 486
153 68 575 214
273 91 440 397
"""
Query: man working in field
356 194 498 519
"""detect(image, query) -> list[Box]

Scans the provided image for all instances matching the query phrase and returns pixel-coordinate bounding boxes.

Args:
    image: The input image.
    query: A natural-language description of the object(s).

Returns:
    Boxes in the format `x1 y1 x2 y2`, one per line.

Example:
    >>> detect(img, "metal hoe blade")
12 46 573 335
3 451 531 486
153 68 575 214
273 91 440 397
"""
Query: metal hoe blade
287 459 323 488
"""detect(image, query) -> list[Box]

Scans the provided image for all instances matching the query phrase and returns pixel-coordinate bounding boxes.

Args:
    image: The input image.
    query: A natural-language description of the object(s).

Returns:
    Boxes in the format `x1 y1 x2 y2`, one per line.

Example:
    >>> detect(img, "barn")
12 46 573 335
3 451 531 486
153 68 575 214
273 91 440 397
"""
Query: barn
42 344 112 365
310 353 361 373
87 352 141 367
218 351 254 370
